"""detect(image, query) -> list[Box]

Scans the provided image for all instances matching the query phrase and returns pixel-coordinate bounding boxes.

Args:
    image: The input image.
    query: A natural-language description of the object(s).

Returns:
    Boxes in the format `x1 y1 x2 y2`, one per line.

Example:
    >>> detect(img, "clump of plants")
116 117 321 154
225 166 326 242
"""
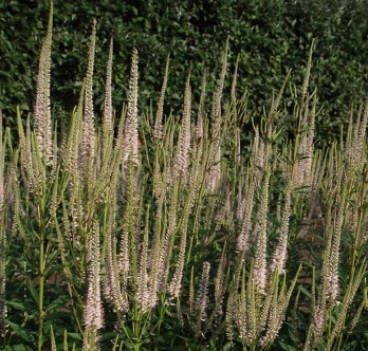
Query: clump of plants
1 4 368 351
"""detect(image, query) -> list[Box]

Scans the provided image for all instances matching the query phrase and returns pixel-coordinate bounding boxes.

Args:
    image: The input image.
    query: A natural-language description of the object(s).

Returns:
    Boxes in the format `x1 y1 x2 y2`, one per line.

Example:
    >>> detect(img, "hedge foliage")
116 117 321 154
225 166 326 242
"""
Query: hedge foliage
1 0 368 143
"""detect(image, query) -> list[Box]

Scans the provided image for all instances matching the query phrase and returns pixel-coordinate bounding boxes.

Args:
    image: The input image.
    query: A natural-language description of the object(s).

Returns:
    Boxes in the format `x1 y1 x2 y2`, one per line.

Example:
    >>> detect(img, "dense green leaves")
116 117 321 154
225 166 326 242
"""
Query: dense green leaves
1 0 368 145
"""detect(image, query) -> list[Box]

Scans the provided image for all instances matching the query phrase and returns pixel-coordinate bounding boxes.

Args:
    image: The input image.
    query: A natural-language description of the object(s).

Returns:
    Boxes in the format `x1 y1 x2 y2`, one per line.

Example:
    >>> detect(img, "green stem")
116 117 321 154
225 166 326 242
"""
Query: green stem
132 303 142 351
37 218 46 351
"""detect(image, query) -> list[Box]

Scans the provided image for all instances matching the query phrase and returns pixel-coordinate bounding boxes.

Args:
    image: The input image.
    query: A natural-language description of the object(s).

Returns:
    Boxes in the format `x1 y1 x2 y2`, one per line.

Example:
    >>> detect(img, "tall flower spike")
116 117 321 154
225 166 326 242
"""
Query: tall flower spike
231 55 239 101
168 166 197 297
155 178 178 295
270 178 293 274
17 110 37 190
103 193 128 312
326 186 346 302
237 155 257 252
206 146 221 192
253 164 271 295
136 204 150 312
214 244 227 314
327 263 365 350
147 188 165 308
206 40 228 192
63 85 84 175
295 92 316 187
153 55 170 139
194 262 211 334
123 49 139 165
237 128 262 251
351 102 368 170
311 198 335 342
301 39 314 109
34 1 53 165
102 38 114 157
173 74 192 177
211 38 228 139
196 71 207 141
168 218 189 298
81 20 97 171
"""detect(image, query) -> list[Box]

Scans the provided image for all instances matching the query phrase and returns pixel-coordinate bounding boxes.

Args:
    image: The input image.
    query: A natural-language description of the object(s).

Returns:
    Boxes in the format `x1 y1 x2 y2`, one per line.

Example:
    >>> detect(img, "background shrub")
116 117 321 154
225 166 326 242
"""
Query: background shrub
1 0 368 146
0 0 368 138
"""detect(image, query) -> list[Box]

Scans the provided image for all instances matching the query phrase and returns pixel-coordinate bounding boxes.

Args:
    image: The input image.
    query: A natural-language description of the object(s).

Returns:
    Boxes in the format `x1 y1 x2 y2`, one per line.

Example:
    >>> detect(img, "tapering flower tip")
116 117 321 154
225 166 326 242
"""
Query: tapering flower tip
196 72 207 141
231 54 239 100
123 48 139 165
251 127 264 171
351 102 368 169
103 38 114 139
210 39 228 137
301 39 315 102
173 74 192 175
153 55 170 139
81 20 97 165
34 1 53 165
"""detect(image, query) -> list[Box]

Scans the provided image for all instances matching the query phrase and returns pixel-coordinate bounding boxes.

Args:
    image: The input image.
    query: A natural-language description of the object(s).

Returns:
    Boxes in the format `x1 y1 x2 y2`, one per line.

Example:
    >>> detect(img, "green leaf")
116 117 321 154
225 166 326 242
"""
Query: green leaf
5 300 28 312
101 331 118 341
6 320 35 343
298 285 312 298
45 311 71 322
27 279 39 306
45 296 69 313
67 332 83 341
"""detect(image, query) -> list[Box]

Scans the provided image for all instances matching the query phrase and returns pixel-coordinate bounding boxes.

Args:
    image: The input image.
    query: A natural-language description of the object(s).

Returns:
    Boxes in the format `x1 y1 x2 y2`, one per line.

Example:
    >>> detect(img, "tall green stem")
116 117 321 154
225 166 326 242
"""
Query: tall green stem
37 202 46 351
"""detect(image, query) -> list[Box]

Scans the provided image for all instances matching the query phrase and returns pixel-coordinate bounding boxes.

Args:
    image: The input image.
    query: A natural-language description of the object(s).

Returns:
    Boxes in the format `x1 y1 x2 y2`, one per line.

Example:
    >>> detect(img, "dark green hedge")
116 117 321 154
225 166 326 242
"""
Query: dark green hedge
1 0 368 143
